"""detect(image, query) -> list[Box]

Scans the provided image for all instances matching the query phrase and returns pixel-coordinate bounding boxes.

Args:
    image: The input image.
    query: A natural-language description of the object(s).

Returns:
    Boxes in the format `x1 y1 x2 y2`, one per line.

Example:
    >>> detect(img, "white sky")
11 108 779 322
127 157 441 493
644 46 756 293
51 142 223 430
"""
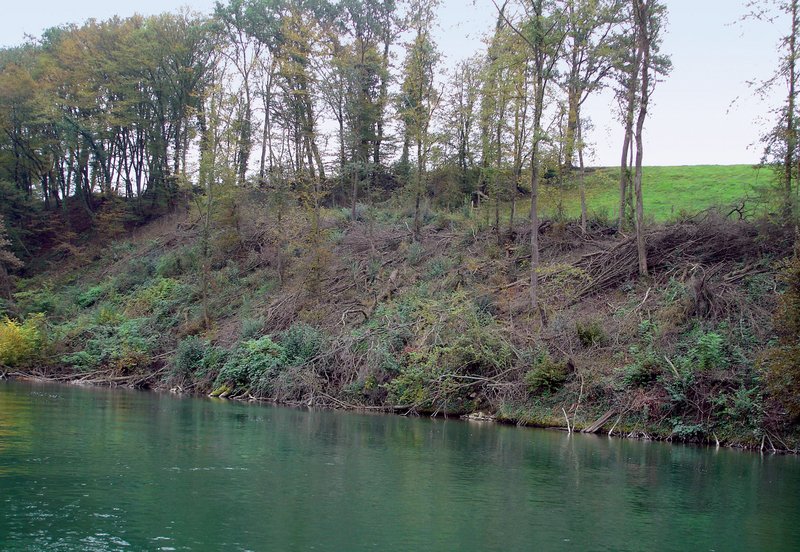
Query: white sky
0 0 788 167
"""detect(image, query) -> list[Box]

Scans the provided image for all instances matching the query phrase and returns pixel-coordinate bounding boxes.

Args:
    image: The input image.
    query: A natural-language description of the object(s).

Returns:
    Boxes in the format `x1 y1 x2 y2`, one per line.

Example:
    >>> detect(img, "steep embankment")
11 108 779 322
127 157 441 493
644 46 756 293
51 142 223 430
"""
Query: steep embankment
1 167 796 451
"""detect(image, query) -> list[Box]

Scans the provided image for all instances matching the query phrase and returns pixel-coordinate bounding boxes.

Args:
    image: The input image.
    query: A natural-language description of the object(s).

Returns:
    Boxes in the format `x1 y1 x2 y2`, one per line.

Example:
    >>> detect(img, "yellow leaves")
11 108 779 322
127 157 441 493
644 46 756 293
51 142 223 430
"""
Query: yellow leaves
0 314 45 368
0 63 36 105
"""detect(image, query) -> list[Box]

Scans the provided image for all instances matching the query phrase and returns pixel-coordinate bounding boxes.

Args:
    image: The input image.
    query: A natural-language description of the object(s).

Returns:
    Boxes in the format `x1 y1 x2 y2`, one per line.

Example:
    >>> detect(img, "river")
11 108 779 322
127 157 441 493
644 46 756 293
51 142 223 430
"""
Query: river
1 380 799 551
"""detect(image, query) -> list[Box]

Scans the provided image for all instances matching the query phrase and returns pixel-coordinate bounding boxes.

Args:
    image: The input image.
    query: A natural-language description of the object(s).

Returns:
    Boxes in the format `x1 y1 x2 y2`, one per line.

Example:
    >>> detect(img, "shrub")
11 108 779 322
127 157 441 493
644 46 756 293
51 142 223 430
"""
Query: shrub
718 385 764 429
172 336 209 379
679 330 727 371
576 320 606 347
0 314 45 367
671 421 706 440
588 208 612 227
525 352 569 394
474 295 498 316
405 242 425 265
61 317 155 372
112 257 156 294
76 284 107 308
240 317 264 340
426 257 452 280
385 364 430 407
14 285 58 315
95 306 124 326
198 345 228 377
385 292 513 411
215 336 286 393
124 277 188 320
155 252 184 278
279 323 325 366
620 345 661 387
693 332 727 370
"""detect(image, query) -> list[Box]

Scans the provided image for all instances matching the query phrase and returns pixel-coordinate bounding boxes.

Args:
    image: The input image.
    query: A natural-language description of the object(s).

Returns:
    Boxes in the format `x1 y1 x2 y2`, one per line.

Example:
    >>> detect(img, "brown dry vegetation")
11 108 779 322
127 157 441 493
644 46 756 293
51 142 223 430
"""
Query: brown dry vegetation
3 199 798 452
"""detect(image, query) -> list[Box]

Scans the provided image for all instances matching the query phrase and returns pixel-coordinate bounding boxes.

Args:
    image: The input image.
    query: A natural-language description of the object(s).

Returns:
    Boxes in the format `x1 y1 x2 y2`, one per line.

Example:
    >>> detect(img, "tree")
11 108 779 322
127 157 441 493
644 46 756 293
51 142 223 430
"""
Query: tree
631 0 669 276
326 0 396 221
498 0 567 314
444 57 482 197
612 6 640 232
480 5 512 242
562 0 622 232
215 0 267 185
399 0 441 237
746 0 800 220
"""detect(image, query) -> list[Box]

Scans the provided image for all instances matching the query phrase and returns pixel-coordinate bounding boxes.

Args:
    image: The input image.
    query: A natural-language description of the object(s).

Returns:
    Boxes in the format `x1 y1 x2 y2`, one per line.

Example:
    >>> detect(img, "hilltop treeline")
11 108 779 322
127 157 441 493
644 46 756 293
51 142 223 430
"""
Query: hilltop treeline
0 1 674 280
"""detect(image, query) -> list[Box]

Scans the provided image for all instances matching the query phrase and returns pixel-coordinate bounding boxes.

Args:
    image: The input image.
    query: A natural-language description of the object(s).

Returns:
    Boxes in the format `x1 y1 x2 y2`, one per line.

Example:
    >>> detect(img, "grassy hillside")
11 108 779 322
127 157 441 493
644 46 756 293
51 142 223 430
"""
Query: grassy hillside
3 165 798 451
532 165 768 221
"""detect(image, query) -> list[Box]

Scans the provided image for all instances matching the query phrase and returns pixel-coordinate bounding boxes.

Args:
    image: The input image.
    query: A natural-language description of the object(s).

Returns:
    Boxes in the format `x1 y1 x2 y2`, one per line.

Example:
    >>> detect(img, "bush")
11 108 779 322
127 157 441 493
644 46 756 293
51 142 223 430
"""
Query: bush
199 345 228 377
620 345 661 387
405 242 425 265
0 314 45 367
215 336 286 393
156 252 184 278
671 421 706 440
172 336 209 379
123 277 189 329
678 330 727 371
525 352 569 394
576 320 605 347
692 332 726 370
385 292 514 411
342 203 368 222
14 285 58 315
76 284 107 308
426 257 452 280
61 317 155 372
279 323 325 366
240 317 264 340
718 385 764 430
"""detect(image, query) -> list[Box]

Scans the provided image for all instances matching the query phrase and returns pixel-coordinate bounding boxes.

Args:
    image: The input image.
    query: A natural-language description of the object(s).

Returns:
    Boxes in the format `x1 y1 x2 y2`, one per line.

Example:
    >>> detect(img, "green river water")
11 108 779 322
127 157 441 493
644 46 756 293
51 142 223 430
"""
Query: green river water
1 380 799 551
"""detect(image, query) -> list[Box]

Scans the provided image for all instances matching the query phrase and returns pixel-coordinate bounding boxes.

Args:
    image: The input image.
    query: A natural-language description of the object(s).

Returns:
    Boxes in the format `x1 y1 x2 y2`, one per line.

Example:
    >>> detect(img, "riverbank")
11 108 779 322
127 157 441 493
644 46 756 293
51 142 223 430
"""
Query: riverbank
2 201 799 453
2 371 796 455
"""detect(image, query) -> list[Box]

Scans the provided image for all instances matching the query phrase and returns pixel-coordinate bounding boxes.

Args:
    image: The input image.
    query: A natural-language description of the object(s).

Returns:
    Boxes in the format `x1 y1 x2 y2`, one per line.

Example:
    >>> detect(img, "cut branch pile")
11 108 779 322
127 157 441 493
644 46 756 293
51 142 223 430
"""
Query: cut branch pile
573 219 791 301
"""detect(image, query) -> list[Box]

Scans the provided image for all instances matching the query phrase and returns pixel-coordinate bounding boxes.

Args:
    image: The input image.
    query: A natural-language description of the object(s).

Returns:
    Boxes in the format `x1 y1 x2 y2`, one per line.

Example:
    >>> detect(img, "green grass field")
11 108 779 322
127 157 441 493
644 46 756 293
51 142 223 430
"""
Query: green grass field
527 164 774 222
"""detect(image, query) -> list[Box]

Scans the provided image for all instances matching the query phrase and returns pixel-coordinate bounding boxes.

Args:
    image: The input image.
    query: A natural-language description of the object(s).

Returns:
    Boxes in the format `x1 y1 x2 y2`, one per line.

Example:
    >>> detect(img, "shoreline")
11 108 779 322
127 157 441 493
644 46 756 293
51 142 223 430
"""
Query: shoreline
3 371 794 456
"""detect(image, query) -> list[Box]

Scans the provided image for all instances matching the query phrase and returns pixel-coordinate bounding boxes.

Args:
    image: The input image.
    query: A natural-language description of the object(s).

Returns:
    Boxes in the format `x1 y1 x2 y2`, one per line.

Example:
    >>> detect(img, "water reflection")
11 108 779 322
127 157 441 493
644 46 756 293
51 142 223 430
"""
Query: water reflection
0 380 798 551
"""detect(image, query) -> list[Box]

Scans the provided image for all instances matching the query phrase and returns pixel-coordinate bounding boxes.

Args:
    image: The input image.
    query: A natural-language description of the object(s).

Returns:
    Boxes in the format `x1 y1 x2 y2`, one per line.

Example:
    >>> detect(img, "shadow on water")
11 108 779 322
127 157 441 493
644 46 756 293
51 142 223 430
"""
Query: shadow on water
1 380 798 551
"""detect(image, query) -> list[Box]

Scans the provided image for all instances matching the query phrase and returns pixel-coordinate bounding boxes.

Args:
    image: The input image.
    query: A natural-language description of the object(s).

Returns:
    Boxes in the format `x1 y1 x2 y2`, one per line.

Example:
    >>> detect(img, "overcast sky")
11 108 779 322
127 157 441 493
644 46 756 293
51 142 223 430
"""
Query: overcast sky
0 0 788 167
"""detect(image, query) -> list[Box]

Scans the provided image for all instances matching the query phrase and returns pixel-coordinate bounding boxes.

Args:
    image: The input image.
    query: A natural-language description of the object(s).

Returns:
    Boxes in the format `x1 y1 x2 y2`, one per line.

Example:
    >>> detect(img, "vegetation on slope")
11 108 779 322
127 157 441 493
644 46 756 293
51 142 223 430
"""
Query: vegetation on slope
1 179 797 451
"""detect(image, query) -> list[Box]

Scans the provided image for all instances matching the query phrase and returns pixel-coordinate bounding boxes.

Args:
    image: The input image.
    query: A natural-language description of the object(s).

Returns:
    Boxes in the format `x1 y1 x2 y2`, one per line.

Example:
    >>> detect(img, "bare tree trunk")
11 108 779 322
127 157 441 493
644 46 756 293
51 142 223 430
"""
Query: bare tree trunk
619 48 640 233
509 173 517 234
259 66 275 181
414 140 423 237
633 0 651 277
201 176 213 330
618 130 632 232
578 115 587 233
530 143 540 313
495 119 503 244
351 164 359 222
785 0 798 220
